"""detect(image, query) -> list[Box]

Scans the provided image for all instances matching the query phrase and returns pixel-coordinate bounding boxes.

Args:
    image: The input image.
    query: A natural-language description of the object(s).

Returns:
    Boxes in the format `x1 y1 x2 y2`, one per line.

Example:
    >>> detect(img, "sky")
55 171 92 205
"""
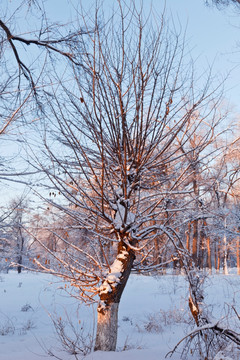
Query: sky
1 0 240 206
167 0 240 109
43 0 240 108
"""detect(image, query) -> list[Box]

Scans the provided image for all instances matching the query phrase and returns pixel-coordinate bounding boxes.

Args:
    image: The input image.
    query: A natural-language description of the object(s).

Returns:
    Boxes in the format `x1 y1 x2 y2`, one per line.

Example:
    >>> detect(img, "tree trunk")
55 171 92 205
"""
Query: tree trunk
186 222 191 253
223 219 228 275
94 302 119 351
192 219 198 267
217 243 221 274
17 233 24 274
17 254 22 274
151 220 161 266
199 222 205 270
237 239 240 275
154 237 160 265
207 236 212 274
214 241 217 271
94 240 135 351
192 175 199 268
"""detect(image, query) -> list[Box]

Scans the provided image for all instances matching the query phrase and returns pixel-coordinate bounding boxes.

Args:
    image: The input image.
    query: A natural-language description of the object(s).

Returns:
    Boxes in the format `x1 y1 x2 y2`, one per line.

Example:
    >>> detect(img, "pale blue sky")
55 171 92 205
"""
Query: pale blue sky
167 0 240 110
42 0 240 109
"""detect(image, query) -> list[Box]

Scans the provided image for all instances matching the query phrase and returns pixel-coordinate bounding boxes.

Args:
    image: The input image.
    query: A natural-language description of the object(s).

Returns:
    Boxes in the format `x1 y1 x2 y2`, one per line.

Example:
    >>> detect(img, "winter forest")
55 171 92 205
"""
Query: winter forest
1 1 240 359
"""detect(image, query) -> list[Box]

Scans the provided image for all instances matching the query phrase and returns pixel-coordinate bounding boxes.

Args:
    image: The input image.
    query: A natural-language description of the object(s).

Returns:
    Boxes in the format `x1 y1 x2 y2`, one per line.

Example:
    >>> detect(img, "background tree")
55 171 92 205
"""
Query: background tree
208 133 240 273
8 197 31 273
0 196 32 272
174 109 226 269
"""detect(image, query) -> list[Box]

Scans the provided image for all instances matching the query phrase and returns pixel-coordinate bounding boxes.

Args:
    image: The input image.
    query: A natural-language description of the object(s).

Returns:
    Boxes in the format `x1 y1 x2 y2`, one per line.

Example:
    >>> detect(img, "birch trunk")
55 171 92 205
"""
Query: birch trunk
223 233 229 275
217 243 221 274
192 175 199 268
237 239 240 275
223 218 228 275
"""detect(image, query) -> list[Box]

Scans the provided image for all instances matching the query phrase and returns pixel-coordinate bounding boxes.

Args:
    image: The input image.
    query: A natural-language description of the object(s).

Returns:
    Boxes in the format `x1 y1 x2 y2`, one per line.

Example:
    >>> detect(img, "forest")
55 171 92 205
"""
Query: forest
0 1 240 359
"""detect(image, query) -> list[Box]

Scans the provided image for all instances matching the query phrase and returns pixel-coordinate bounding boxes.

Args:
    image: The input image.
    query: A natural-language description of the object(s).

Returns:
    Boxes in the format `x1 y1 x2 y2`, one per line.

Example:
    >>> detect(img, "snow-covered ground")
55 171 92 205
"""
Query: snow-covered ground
0 271 239 360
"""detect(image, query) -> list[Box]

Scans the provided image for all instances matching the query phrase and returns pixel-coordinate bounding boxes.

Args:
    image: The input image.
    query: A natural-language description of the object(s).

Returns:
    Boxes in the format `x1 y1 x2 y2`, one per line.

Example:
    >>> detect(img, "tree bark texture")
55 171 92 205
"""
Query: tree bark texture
94 241 135 351
94 302 119 351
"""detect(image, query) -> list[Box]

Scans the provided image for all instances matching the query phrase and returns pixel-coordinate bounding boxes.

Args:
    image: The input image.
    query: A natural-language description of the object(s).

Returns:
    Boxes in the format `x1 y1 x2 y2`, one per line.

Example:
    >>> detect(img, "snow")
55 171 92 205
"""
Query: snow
0 271 240 360
99 248 128 295
106 273 120 284
99 281 112 294
117 251 128 260
99 258 123 294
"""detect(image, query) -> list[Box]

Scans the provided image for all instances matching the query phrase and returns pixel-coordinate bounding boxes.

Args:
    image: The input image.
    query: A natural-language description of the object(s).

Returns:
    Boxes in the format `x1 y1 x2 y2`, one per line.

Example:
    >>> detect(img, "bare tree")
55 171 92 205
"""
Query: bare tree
7 197 31 273
0 196 31 272
29 1 226 352
174 111 227 269
208 133 240 273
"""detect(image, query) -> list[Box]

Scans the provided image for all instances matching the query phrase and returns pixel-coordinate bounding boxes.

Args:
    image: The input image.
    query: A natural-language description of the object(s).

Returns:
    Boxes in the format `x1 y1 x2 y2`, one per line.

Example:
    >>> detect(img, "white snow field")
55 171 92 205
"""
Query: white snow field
0 271 239 360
